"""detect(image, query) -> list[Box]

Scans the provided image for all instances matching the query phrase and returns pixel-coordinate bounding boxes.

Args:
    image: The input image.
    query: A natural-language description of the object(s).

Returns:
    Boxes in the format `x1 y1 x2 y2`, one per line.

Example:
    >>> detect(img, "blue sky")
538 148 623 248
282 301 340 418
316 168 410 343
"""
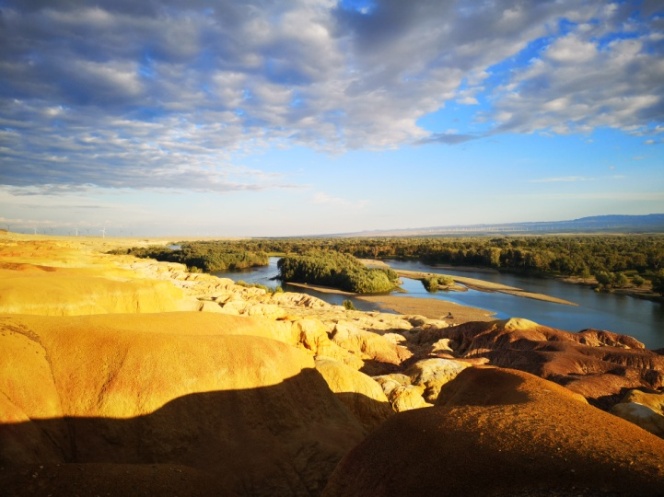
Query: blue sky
0 0 662 236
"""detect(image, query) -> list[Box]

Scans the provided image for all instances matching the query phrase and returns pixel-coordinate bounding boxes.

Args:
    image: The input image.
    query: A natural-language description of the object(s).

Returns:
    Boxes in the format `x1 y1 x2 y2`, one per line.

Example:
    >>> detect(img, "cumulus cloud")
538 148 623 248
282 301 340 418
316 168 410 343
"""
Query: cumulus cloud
490 4 664 135
0 0 661 192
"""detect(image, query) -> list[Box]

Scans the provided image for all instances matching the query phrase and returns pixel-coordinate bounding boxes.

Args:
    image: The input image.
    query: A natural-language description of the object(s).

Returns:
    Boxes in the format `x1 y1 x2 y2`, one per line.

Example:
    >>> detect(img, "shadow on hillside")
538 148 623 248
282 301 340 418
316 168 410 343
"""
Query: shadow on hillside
0 369 389 497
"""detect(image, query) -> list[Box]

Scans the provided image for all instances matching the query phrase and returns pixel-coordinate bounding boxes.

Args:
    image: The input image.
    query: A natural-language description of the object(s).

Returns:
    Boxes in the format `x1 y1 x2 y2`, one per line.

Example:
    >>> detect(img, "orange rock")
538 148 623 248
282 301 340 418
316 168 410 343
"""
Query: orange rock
0 313 367 496
322 367 664 497
315 358 393 431
444 318 664 409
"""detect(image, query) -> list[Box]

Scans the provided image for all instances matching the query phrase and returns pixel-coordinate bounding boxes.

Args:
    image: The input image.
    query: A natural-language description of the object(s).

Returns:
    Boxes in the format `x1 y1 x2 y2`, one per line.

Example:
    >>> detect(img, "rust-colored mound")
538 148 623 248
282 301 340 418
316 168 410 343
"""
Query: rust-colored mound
0 313 368 496
444 318 664 409
322 367 664 497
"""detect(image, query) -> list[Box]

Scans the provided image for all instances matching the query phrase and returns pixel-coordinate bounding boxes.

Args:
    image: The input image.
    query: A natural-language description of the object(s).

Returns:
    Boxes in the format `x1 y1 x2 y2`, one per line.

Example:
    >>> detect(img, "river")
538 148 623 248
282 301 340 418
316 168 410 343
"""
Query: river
215 257 664 349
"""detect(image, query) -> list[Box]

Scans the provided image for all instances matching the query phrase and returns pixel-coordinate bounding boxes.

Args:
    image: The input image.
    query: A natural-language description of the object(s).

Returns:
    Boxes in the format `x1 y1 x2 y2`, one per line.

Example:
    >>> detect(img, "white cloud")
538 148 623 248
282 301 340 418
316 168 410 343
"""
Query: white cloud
0 0 661 191
491 10 664 136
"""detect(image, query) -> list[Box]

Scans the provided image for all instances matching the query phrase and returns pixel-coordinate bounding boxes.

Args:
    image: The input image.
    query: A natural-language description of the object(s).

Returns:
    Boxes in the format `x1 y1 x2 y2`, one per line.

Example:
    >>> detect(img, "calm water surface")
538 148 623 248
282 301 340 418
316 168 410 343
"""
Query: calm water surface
215 257 664 349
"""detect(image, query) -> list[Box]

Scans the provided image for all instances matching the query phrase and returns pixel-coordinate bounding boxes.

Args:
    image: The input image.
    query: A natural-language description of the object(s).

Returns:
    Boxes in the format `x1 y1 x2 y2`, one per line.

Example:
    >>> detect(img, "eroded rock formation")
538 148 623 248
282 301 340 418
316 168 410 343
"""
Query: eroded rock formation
0 313 367 496
2 237 664 496
439 318 664 409
322 367 664 497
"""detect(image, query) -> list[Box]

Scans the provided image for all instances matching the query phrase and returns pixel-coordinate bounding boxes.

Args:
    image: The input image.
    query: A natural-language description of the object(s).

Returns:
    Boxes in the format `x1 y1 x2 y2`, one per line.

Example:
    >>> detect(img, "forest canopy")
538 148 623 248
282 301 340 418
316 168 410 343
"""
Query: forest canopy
115 234 664 296
109 242 268 273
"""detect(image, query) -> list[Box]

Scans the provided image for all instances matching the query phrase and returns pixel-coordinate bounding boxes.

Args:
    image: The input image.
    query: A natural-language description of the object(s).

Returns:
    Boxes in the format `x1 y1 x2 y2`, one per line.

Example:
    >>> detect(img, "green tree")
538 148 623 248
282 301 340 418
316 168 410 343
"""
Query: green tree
652 270 664 295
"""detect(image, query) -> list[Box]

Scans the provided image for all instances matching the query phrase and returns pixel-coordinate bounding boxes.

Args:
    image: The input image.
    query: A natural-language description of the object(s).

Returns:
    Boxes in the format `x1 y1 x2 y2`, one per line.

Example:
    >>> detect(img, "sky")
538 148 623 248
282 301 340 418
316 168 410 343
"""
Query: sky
0 0 663 237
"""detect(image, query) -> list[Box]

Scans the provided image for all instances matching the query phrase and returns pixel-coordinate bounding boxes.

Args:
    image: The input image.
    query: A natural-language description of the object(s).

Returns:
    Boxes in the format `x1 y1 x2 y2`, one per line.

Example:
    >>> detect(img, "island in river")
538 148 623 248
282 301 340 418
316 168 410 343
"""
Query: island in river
290 261 577 325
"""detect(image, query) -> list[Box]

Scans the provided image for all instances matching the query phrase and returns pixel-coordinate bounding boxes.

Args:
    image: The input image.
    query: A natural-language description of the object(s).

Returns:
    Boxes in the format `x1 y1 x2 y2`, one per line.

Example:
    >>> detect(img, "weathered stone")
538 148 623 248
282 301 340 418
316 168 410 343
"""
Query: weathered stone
246 303 287 320
315 358 393 431
331 321 402 373
611 389 664 438
406 358 470 403
373 375 431 412
0 313 367 497
443 318 664 409
322 367 664 497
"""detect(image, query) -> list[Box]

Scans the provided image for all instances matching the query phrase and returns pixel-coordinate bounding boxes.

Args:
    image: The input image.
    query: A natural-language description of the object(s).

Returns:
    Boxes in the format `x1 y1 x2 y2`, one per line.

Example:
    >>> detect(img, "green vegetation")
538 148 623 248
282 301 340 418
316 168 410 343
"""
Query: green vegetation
247 234 663 296
652 270 664 295
114 234 664 298
277 251 399 294
109 242 268 273
421 275 455 292
343 299 356 310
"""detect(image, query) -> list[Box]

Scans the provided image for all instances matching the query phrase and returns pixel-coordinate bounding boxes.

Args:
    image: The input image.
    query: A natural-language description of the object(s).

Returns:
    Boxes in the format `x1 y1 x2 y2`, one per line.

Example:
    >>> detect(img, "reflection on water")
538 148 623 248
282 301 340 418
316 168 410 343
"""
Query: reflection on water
214 257 664 349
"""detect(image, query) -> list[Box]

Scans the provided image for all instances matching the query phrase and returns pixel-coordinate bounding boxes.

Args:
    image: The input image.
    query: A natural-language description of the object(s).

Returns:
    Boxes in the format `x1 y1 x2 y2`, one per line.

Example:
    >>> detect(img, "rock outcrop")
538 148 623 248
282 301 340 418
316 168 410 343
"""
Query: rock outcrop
0 262 194 315
322 367 664 497
439 318 664 409
0 313 367 496
611 389 664 438
315 358 393 431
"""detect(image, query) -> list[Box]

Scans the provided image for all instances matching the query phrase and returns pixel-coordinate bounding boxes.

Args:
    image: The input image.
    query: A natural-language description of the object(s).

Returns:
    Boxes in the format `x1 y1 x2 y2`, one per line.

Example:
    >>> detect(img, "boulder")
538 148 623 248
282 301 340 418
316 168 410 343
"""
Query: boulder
611 389 664 438
322 367 664 497
331 321 403 374
373 374 432 412
405 358 470 403
293 319 364 369
315 358 393 431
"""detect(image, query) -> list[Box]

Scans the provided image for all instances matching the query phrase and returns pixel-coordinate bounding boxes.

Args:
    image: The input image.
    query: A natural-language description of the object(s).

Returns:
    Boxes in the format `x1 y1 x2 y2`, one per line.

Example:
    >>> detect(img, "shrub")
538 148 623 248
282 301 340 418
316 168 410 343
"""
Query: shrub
422 275 454 292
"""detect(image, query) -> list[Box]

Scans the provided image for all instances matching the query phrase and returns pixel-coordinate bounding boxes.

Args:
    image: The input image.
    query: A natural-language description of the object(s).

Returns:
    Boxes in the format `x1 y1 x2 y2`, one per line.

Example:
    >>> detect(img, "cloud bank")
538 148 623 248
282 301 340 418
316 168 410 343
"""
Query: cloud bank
1 0 662 192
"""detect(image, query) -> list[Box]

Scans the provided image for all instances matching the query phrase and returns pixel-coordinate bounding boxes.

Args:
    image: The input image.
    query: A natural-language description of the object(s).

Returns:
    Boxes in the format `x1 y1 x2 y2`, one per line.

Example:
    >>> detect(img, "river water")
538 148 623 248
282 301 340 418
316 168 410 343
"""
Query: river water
215 257 664 349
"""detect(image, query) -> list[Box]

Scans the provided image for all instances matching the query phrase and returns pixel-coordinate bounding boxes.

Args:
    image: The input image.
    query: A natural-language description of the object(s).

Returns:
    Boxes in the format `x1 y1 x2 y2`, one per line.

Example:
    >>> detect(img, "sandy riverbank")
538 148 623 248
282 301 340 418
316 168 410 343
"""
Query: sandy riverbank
394 269 577 306
356 295 496 323
286 281 496 324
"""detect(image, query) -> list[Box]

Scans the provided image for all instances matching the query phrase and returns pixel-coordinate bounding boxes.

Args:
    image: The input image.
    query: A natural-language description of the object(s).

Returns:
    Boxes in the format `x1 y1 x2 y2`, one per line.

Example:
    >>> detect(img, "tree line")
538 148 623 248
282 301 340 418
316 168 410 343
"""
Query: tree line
115 235 664 296
109 242 268 273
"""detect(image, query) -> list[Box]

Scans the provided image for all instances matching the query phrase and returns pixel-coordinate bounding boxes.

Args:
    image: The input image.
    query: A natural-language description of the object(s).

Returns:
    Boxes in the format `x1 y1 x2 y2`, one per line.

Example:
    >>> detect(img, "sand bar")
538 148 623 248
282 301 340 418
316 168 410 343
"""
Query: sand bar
356 295 496 323
394 269 577 306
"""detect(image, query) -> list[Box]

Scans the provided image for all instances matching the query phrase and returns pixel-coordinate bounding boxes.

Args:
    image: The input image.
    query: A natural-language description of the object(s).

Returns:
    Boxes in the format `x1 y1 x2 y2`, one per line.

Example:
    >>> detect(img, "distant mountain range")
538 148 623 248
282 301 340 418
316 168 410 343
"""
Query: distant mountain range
342 214 664 237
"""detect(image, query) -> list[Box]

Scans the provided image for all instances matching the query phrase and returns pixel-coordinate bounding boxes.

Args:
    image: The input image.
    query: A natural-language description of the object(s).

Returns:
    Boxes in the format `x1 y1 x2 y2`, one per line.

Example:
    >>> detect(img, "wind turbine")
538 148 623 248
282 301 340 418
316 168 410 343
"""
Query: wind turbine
100 227 106 238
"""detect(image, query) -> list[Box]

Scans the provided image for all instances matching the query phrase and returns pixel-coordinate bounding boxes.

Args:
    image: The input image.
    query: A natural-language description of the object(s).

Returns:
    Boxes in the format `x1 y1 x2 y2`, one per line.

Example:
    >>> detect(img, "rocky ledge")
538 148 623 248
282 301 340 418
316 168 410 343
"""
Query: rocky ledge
0 237 663 496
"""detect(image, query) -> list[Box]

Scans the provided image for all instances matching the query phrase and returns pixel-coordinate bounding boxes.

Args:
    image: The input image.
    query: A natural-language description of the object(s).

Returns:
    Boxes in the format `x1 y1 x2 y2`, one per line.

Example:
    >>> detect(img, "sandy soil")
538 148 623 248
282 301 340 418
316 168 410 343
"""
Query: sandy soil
356 295 495 323
285 281 496 324
286 282 355 295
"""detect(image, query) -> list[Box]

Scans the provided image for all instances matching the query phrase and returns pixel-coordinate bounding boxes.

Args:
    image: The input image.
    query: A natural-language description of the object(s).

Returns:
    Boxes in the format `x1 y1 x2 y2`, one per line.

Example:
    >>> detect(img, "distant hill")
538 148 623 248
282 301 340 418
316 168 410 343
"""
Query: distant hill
343 214 664 237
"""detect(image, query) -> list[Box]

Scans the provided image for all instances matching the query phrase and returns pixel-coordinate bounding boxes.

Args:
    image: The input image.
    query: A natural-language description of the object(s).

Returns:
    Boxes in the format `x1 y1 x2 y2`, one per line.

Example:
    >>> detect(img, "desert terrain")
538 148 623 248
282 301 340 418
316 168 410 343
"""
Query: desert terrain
1 233 663 496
